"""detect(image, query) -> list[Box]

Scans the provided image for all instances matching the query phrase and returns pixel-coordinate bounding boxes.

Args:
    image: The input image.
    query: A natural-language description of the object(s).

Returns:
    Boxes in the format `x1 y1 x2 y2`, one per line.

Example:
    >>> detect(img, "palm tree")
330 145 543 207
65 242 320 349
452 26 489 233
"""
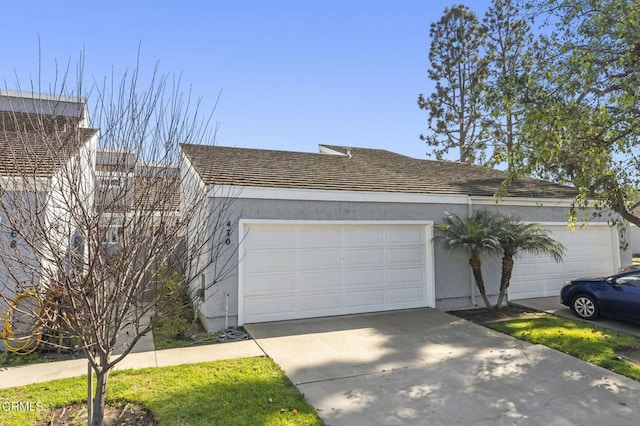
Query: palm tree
492 216 565 309
435 210 502 310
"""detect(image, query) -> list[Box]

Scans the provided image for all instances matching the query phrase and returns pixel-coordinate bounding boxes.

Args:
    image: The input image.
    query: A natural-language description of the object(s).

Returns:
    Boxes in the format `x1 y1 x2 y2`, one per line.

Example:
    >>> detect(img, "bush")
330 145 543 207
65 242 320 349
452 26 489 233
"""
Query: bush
154 266 193 339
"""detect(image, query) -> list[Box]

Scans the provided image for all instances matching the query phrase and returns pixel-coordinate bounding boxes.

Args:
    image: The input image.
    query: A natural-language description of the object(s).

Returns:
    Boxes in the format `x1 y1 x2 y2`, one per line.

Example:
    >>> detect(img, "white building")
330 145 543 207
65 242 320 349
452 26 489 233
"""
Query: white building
0 91 98 349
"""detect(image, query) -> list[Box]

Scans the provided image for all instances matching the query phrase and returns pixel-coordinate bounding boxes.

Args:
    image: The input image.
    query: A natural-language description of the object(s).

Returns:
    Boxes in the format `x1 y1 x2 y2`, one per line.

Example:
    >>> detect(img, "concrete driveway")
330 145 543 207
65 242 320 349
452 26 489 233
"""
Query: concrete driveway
246 308 640 426
513 296 640 338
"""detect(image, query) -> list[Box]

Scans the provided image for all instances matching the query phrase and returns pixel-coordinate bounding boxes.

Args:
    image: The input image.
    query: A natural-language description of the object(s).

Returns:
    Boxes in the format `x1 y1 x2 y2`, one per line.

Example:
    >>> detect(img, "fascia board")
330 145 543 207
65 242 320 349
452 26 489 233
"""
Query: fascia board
207 185 470 205
471 196 578 208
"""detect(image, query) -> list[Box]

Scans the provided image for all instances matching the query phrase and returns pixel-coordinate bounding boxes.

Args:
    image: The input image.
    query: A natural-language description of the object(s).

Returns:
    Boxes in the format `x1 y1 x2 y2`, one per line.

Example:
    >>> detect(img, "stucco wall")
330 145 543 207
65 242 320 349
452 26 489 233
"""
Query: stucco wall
197 196 626 331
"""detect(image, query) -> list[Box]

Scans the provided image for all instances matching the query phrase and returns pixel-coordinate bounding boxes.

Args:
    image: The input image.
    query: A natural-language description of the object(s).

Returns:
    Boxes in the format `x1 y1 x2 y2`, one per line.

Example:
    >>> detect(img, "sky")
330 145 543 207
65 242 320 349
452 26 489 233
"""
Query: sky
1 0 494 160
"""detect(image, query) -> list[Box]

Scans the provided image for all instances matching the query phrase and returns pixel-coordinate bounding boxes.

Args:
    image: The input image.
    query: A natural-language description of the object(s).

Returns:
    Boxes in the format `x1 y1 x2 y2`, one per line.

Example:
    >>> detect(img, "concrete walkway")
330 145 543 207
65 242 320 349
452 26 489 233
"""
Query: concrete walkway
513 296 640 337
0 340 264 389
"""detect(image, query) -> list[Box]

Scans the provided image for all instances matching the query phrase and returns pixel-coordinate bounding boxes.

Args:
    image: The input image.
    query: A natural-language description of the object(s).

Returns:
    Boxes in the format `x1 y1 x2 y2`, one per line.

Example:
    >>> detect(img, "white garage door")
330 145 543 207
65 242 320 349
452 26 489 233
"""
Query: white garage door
239 221 435 324
509 225 617 300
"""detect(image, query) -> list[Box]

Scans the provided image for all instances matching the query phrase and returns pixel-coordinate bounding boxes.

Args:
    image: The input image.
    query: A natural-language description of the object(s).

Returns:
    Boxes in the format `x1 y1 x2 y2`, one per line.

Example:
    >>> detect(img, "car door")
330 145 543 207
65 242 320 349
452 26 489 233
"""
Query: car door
601 272 640 321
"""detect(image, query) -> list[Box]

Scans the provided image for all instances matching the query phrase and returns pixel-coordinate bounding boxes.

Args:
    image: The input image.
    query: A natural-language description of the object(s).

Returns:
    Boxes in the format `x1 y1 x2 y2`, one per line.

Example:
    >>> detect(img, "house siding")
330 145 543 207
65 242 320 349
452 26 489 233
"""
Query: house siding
195 196 627 331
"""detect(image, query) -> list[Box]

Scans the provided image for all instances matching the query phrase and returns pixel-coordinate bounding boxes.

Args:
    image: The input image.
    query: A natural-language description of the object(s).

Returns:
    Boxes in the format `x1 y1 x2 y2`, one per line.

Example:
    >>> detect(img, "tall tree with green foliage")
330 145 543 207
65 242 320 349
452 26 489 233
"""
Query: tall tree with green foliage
483 0 534 170
418 5 490 164
512 0 640 228
435 210 502 310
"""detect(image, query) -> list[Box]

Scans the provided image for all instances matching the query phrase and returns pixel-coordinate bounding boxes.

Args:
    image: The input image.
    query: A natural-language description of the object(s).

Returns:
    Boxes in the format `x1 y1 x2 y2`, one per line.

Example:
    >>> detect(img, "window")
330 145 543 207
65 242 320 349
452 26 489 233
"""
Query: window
616 273 640 288
100 178 121 187
105 226 124 244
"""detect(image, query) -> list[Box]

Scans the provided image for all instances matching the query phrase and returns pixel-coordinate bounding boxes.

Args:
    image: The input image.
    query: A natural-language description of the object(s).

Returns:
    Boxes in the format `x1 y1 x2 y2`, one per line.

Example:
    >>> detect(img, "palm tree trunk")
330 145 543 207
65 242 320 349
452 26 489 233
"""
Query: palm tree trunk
496 255 514 310
469 256 493 310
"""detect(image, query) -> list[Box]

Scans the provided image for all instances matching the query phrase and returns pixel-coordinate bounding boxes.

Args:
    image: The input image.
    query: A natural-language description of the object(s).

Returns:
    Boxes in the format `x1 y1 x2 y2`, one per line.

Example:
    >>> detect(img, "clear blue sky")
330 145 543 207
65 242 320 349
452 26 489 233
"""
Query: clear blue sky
1 1 493 160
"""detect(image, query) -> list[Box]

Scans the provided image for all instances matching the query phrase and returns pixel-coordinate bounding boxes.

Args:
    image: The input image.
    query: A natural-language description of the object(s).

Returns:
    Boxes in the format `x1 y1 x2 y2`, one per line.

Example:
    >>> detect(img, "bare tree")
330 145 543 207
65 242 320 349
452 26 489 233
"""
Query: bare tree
0 61 234 425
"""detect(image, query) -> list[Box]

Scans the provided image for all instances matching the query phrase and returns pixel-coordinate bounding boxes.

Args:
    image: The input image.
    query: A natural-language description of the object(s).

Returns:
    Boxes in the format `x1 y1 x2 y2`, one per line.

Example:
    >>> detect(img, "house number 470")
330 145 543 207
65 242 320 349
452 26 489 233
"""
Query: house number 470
225 221 231 245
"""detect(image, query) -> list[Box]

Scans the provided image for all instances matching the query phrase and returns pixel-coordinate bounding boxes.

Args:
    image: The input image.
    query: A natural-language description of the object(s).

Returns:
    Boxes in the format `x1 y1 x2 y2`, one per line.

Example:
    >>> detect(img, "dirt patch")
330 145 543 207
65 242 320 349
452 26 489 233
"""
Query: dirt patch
37 402 158 425
450 305 547 325
615 347 640 366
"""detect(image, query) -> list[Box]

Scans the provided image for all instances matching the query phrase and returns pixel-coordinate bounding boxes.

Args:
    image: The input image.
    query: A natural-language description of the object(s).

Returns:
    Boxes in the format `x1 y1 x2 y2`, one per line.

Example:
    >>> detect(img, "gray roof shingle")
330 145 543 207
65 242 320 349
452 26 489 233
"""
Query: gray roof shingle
0 111 98 178
180 143 576 198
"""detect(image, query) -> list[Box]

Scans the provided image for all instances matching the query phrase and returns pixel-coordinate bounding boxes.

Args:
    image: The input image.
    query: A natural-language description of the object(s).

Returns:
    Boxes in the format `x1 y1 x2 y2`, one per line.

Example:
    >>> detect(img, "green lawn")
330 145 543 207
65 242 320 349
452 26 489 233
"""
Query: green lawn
0 357 323 426
489 315 640 381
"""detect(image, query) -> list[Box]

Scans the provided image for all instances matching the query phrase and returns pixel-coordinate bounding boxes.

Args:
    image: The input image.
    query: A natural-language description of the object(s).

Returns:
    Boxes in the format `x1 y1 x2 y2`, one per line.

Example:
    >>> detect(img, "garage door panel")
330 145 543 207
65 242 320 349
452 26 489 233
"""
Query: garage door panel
297 227 342 247
245 227 296 248
538 260 564 273
244 272 296 295
298 292 343 312
387 267 425 284
297 271 342 290
344 269 385 287
244 250 295 273
343 248 385 266
298 249 342 270
564 261 589 274
509 225 616 300
590 245 613 258
567 245 589 257
344 227 384 245
345 290 385 307
245 295 296 317
241 222 434 324
386 226 424 243
387 246 424 264
388 287 425 303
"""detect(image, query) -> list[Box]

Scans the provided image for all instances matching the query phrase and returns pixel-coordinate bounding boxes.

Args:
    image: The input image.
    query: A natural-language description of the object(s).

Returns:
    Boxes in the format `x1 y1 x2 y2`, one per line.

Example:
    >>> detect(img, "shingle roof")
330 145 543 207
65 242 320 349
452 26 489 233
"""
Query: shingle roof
0 111 98 177
179 143 576 198
133 175 181 211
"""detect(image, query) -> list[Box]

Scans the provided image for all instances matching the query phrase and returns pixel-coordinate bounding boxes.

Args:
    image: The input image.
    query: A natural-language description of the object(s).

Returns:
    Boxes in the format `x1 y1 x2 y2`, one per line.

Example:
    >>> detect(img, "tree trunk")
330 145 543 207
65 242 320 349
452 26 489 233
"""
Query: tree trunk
90 362 110 426
469 256 493 310
496 255 514 310
506 111 513 172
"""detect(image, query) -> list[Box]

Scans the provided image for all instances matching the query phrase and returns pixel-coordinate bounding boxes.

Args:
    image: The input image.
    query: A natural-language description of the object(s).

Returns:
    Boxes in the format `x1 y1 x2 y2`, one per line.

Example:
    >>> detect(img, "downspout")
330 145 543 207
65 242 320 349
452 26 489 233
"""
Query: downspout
468 196 476 306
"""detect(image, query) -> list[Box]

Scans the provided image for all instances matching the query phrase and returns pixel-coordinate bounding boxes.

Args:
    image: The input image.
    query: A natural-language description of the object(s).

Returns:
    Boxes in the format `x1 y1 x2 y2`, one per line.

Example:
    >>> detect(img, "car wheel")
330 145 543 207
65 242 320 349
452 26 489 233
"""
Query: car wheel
572 294 600 320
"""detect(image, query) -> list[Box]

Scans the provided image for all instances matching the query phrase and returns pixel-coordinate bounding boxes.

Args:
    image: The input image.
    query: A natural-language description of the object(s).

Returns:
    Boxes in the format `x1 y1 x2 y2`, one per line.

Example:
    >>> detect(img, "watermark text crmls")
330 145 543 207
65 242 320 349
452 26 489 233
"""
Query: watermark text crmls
1 401 44 412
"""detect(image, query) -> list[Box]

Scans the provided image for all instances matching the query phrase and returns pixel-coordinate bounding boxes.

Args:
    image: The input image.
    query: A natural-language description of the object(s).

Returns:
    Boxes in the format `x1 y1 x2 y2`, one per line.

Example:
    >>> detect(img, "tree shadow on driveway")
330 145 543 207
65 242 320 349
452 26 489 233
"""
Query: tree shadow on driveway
246 308 640 426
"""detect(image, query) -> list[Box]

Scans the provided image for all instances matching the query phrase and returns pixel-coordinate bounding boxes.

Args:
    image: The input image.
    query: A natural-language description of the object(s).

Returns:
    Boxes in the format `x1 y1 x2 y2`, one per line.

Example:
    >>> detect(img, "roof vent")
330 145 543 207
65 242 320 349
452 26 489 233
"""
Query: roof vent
346 148 352 158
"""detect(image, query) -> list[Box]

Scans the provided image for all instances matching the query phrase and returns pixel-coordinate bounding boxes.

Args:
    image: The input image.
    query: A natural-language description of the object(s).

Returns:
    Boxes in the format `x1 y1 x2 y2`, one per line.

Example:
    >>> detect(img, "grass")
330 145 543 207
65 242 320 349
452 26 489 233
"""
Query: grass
0 357 323 426
489 315 640 381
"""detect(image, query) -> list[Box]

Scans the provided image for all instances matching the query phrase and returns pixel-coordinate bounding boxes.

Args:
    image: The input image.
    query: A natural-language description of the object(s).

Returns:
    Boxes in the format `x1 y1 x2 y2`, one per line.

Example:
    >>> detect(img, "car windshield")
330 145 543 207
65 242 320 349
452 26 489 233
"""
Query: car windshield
613 271 640 288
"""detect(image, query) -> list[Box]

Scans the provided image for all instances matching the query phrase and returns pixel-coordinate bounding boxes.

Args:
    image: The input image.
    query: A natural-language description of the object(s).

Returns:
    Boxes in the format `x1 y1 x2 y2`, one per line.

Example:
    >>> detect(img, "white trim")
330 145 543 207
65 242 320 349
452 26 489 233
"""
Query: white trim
0 89 86 104
239 219 435 226
471 196 577 208
237 219 436 325
525 221 612 227
318 145 348 156
424 224 436 307
209 185 470 204
180 150 207 191
207 185 579 207
237 222 246 326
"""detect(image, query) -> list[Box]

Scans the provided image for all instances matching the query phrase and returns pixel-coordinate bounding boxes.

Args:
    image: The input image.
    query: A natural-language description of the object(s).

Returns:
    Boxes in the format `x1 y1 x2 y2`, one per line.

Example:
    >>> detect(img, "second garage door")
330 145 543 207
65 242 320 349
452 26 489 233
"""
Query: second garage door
239 221 435 324
508 224 618 300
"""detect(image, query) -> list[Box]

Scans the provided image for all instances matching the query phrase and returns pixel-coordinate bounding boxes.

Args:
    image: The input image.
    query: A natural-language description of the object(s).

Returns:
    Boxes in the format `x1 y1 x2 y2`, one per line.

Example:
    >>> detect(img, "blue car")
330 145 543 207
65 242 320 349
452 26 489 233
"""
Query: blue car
560 270 640 321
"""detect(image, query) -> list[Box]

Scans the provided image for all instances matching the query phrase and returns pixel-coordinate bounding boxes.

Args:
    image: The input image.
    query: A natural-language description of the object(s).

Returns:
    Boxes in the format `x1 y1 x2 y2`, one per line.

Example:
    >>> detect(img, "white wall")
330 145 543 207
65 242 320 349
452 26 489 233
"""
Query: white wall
629 224 640 256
